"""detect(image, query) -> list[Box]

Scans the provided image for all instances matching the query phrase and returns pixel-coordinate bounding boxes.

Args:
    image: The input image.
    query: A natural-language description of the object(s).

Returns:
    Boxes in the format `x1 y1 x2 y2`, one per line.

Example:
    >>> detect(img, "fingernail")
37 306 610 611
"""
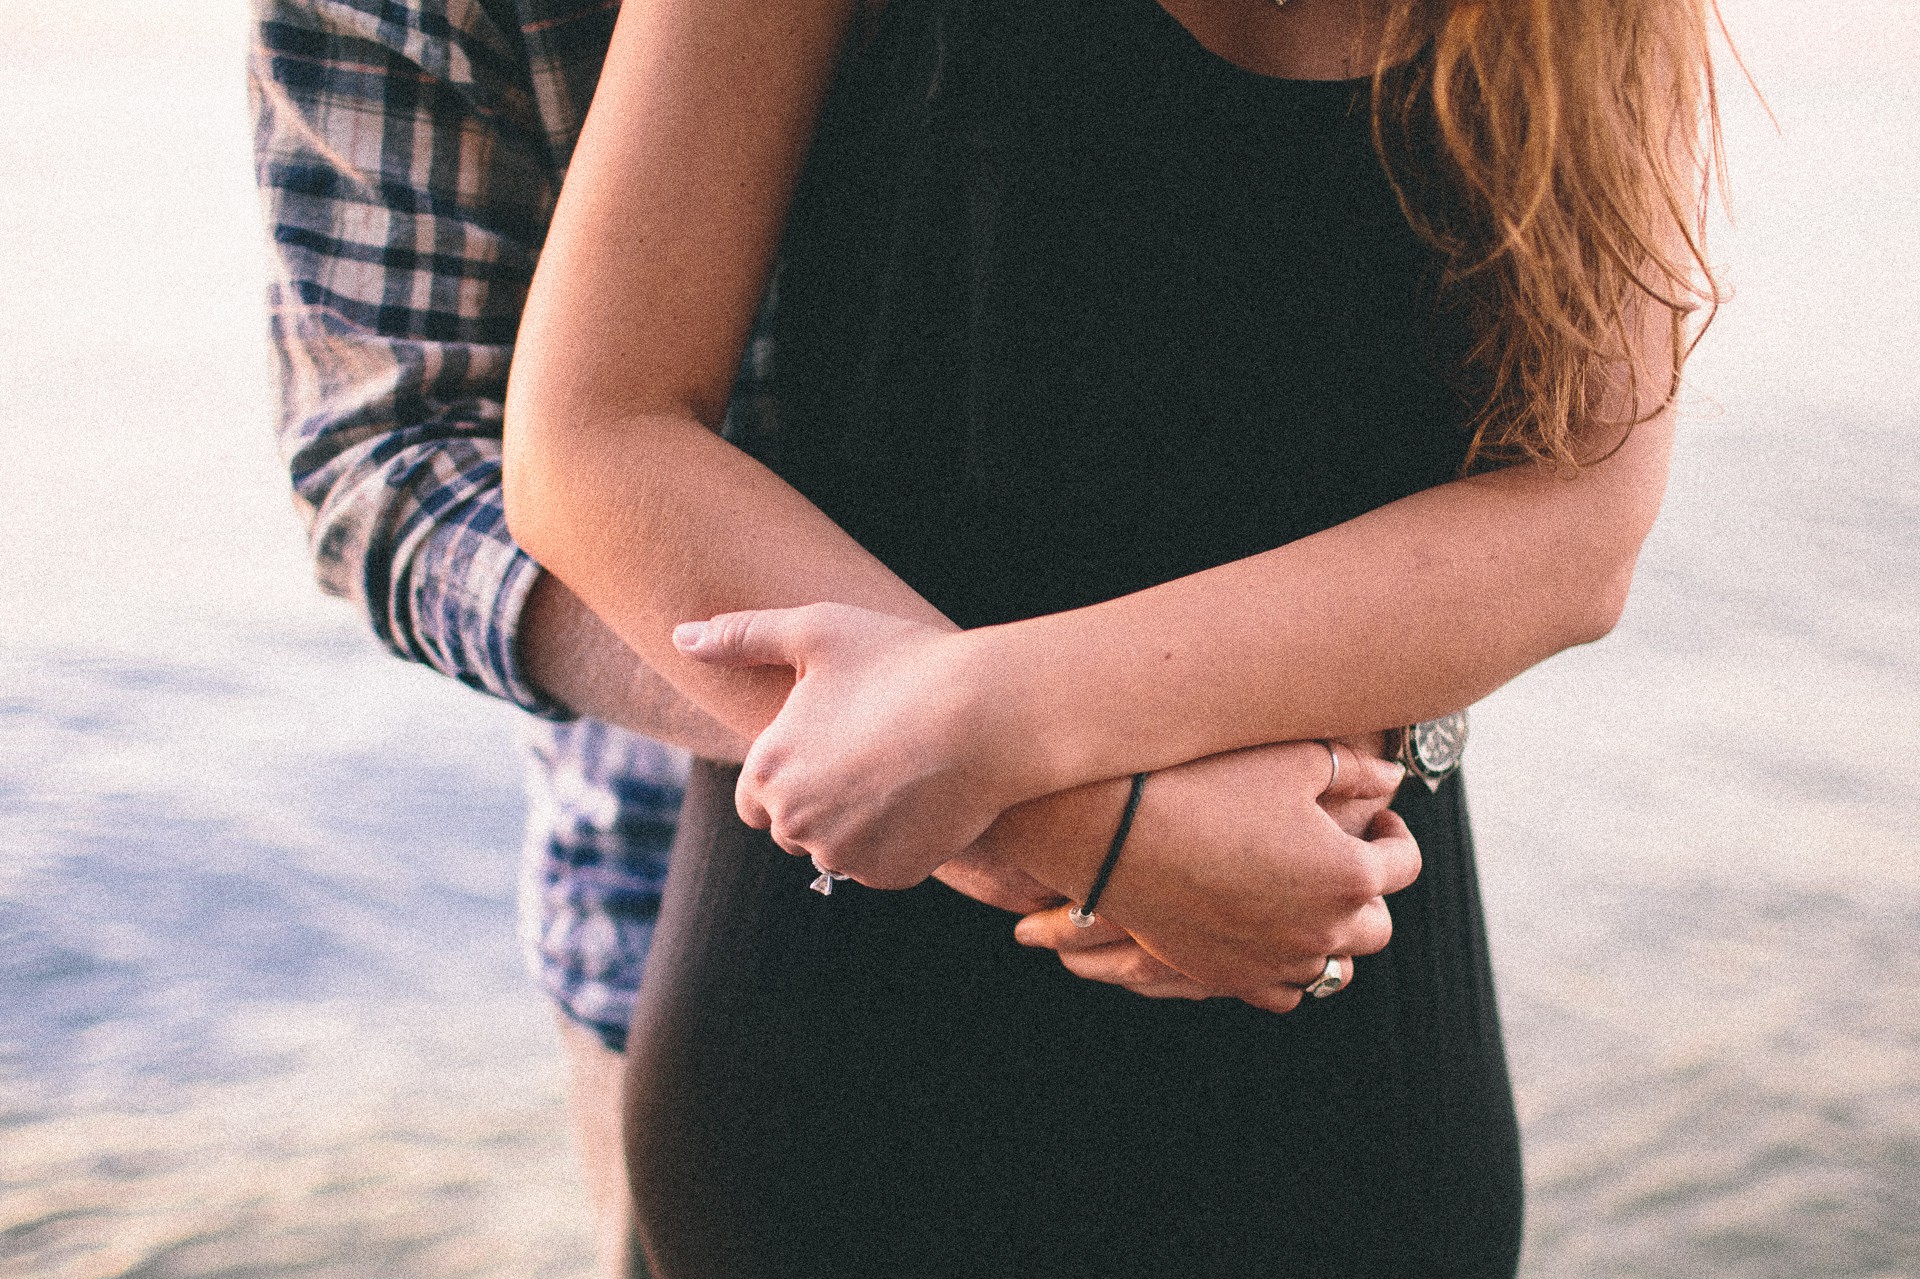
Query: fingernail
1012 921 1038 946
672 621 707 650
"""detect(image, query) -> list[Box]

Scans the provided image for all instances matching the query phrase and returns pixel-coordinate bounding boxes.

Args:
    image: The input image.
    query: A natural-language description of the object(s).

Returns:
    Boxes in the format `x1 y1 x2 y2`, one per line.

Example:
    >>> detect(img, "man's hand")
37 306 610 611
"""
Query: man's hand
1014 908 1218 1000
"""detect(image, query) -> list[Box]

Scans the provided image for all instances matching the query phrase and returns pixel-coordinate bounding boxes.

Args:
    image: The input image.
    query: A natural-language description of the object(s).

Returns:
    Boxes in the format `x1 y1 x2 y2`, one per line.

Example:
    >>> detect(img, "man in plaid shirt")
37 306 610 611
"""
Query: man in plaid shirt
250 1 757 1270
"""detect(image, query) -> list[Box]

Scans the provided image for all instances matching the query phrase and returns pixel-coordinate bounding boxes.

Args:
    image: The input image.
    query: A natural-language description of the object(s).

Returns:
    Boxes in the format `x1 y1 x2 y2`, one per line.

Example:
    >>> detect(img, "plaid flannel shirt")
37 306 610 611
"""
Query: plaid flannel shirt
251 0 740 1051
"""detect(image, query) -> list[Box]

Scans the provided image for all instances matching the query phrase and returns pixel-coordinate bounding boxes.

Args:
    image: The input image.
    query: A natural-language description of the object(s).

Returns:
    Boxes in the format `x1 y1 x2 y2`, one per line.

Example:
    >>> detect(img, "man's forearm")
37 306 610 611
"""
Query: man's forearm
520 571 751 763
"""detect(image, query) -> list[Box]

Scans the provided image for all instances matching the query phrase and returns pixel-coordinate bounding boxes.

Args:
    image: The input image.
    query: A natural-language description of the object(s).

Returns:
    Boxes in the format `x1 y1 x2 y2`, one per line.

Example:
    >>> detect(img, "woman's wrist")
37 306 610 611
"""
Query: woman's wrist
948 621 1086 808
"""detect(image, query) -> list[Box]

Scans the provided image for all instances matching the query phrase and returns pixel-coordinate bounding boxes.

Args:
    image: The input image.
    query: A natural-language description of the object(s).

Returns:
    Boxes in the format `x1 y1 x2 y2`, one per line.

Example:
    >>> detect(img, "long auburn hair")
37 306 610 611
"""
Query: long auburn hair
1370 0 1731 471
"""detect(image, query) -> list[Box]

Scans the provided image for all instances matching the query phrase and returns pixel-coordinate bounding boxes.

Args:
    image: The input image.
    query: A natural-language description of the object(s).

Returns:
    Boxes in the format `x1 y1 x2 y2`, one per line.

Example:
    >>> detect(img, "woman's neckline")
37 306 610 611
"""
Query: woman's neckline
1141 0 1377 90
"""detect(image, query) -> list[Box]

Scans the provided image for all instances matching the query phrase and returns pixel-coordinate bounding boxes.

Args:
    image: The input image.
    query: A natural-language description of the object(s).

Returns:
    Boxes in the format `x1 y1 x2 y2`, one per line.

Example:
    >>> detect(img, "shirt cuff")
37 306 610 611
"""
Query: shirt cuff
405 515 576 722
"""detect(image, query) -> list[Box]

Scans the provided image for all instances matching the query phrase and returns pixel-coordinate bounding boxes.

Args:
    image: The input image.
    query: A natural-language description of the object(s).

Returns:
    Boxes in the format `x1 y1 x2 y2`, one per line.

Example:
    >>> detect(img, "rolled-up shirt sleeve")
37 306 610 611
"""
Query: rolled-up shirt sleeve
250 0 571 716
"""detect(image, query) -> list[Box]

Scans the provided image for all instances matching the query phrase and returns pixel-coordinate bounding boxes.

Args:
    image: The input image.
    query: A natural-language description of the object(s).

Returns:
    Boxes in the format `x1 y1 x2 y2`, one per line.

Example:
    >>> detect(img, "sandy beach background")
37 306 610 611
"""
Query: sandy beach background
2 0 1916 1275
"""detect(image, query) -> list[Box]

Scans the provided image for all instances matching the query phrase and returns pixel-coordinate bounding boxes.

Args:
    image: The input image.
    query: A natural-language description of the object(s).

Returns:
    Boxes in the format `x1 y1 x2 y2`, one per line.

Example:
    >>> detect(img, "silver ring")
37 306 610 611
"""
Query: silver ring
1302 956 1345 999
1067 905 1098 928
1320 740 1340 795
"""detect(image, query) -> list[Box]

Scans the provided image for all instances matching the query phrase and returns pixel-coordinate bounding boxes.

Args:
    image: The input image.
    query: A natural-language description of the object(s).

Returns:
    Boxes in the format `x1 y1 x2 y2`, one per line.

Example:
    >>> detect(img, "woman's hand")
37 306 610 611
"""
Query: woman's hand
673 602 1020 889
676 600 1420 1011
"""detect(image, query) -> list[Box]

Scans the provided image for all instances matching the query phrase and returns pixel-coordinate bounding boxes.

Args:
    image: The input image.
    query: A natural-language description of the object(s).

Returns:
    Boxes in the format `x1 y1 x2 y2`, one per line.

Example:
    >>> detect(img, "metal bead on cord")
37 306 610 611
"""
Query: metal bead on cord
1068 772 1151 928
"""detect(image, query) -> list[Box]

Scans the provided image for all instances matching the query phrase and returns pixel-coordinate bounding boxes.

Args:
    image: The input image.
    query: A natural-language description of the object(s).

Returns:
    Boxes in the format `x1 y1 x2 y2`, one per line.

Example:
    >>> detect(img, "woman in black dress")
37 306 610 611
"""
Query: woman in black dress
503 0 1724 1273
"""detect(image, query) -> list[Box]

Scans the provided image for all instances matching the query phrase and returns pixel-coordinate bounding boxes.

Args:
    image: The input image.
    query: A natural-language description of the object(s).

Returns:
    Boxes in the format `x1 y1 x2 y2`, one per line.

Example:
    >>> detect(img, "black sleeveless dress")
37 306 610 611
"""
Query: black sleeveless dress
625 3 1524 1275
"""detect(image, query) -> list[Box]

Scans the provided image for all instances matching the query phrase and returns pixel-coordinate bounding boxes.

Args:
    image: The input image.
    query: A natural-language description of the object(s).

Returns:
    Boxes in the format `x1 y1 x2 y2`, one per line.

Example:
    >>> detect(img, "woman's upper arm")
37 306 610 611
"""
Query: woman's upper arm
504 0 858 489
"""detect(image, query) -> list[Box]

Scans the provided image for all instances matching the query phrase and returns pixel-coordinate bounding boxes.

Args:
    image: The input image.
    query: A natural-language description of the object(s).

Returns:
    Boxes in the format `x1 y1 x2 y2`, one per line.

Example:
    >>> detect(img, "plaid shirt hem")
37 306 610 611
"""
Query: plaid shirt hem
252 0 687 1046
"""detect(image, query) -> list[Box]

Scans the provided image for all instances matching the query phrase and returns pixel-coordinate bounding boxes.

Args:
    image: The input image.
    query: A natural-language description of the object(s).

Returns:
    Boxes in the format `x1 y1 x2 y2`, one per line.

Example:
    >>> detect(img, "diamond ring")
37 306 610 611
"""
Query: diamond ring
808 854 849 896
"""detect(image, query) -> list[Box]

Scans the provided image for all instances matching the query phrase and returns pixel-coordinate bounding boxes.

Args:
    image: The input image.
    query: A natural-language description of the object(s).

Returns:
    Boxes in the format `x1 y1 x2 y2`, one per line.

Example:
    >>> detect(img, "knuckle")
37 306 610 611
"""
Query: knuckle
711 610 754 650
1325 855 1380 905
809 601 853 630
1293 923 1342 958
795 601 850 648
1350 904 1395 957
770 805 826 852
788 604 824 645
1392 850 1424 894
741 757 778 792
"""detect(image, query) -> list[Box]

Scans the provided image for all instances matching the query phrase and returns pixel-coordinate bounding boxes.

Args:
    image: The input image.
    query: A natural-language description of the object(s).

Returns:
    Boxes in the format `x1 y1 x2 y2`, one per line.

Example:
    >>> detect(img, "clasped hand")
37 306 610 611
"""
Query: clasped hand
674 601 1419 1007
674 602 1017 889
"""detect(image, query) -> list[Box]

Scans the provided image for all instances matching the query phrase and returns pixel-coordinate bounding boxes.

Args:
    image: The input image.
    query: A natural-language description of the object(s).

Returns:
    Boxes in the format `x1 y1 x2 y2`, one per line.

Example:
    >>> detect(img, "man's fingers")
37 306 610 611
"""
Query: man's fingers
1014 905 1130 951
1321 744 1408 803
1055 939 1217 998
1364 807 1421 897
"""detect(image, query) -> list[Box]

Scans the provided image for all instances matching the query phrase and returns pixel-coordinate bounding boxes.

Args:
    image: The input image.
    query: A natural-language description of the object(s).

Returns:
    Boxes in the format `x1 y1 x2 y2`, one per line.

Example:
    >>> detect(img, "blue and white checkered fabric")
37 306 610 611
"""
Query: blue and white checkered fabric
251 0 752 1050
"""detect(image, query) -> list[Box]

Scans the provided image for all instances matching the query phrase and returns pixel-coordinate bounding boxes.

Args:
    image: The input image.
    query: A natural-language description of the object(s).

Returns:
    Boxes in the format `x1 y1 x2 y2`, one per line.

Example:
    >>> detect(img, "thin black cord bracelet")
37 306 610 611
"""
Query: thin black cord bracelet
1068 771 1150 928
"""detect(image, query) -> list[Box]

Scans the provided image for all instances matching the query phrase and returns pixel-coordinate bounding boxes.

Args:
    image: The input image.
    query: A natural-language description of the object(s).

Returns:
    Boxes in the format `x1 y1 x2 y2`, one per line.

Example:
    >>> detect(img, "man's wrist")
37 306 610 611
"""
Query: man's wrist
520 571 750 760
974 772 1136 905
1383 711 1469 792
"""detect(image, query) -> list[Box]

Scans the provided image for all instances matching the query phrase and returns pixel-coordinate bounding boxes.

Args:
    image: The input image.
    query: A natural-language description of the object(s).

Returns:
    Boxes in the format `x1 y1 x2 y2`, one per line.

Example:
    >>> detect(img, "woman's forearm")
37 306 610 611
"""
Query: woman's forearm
517 402 1664 784
972 406 1675 802
508 408 952 739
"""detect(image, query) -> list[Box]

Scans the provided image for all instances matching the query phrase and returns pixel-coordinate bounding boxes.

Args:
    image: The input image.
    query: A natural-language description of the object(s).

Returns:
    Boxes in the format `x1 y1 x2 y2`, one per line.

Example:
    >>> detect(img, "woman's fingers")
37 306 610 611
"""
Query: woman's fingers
1013 905 1130 950
735 758 775 833
673 606 815 668
1067 953 1216 999
674 602 1002 888
1057 942 1218 1000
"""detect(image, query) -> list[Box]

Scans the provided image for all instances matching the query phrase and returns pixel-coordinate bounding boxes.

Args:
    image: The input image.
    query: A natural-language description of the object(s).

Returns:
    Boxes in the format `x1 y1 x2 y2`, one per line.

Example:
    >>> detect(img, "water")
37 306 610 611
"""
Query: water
1 1 1916 1275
